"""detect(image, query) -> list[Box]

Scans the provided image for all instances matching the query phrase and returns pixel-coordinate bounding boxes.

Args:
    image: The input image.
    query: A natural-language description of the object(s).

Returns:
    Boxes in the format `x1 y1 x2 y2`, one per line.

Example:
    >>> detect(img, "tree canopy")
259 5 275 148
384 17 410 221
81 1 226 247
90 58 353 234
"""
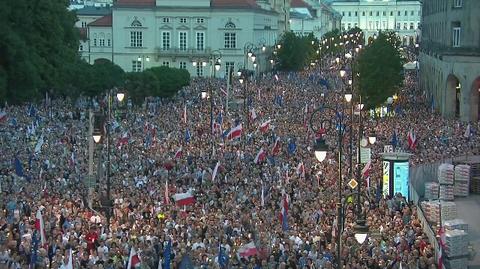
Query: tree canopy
275 32 317 71
357 31 405 109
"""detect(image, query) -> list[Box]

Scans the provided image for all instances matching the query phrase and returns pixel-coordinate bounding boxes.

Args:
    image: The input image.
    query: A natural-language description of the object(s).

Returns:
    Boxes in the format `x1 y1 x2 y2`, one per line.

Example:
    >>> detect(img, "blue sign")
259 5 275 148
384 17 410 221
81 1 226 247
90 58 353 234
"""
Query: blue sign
393 162 409 200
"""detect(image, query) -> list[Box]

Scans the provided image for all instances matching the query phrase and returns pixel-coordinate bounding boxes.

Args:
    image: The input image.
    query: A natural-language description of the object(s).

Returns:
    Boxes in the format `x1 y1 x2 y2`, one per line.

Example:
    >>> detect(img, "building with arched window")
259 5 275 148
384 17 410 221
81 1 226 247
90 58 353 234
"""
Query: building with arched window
325 0 421 45
82 0 291 77
419 0 480 122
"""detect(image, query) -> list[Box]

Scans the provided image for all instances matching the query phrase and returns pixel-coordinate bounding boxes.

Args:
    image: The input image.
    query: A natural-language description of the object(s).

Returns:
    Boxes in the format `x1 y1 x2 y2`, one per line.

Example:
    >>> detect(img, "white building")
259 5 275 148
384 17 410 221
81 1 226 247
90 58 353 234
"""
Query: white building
327 0 421 46
289 0 342 38
82 0 290 78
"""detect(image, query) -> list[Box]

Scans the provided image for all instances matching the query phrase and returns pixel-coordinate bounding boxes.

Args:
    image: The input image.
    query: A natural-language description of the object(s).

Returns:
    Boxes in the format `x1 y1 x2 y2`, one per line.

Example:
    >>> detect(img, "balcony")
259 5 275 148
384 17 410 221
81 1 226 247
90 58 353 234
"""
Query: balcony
155 47 213 60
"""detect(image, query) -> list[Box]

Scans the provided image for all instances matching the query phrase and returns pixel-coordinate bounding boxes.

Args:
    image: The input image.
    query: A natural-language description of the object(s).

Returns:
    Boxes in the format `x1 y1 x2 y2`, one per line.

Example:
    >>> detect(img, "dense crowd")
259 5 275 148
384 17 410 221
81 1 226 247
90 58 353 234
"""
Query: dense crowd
0 53 478 269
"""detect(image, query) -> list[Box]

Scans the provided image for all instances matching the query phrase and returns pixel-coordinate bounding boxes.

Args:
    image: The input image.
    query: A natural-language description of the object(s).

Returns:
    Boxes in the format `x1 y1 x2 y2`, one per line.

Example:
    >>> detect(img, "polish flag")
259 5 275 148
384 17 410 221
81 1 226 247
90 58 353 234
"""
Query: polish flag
212 161 220 182
296 162 305 178
174 147 183 159
35 209 46 246
173 192 196 206
0 111 7 123
362 160 371 178
117 132 129 147
279 190 289 230
271 137 281 155
407 129 417 151
259 120 271 133
164 181 170 205
249 108 257 121
226 124 243 140
127 247 141 268
254 148 267 164
238 242 257 257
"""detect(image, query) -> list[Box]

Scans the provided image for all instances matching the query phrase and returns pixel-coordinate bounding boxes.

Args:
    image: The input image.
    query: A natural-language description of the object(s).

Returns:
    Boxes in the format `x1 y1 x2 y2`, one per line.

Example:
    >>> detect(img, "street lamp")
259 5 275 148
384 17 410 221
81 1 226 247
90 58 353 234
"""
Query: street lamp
368 131 377 145
93 90 125 231
313 138 328 162
251 54 256 63
339 69 346 78
138 55 150 71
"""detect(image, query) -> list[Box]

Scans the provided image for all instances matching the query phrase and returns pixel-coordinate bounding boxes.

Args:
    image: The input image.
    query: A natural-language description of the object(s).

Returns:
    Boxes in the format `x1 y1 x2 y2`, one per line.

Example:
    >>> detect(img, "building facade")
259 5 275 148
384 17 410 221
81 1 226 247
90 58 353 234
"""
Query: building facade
419 0 480 122
81 0 290 78
327 0 421 45
289 0 342 38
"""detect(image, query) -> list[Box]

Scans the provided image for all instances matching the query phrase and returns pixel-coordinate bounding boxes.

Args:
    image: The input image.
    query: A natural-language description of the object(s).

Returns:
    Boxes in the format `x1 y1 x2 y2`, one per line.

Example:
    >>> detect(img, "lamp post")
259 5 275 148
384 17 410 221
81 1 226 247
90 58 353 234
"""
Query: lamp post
93 89 125 231
137 55 150 71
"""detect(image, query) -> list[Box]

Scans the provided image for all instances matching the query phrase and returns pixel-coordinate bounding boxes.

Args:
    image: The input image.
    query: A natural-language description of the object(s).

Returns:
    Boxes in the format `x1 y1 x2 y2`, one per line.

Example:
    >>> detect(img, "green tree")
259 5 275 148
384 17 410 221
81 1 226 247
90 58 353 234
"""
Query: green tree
276 32 316 71
146 66 190 97
357 31 405 109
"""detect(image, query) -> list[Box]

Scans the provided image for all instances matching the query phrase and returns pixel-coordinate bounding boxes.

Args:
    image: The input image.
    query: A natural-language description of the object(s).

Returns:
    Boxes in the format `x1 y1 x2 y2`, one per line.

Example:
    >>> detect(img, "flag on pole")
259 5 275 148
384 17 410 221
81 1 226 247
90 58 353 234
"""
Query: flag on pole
407 129 417 151
362 160 371 178
35 135 44 154
237 242 257 258
127 247 141 268
163 240 172 269
66 248 74 269
391 130 398 149
287 139 297 154
35 209 46 246
164 181 170 205
14 157 24 177
254 148 267 164
173 192 196 206
174 147 183 159
0 111 7 123
261 183 265 207
183 104 187 124
296 162 305 178
185 129 191 143
249 108 257 121
218 243 229 268
226 124 242 140
279 190 289 231
271 137 281 155
259 119 271 133
30 230 40 267
212 161 220 182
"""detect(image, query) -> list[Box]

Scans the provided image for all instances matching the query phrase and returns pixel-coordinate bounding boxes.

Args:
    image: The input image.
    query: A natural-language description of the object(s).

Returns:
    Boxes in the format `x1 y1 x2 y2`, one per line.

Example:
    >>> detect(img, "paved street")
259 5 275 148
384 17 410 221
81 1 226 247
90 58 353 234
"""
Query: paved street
455 194 480 269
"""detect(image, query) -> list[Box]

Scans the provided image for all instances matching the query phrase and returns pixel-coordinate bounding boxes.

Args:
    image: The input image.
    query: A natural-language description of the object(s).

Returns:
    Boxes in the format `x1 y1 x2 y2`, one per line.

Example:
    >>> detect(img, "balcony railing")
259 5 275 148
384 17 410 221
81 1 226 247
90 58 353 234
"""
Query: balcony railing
155 47 212 57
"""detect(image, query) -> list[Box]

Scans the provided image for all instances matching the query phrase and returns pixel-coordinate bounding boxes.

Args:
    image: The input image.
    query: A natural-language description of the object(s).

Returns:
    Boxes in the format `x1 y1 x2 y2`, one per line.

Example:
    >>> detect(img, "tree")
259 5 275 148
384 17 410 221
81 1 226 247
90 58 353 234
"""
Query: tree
357 31 405 109
276 32 316 71
146 66 190 97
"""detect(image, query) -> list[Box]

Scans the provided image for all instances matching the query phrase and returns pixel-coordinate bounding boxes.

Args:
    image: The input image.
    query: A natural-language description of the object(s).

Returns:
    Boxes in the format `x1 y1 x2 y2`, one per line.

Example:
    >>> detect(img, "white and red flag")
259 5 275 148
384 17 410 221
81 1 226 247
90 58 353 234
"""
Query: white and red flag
212 161 220 182
183 104 187 124
279 190 289 230
127 247 141 268
173 192 196 206
249 108 257 122
164 181 170 205
254 148 267 164
117 132 129 148
238 242 257 258
226 124 243 140
271 137 281 155
174 147 183 159
296 162 305 178
0 111 7 123
362 160 371 179
407 129 417 151
35 209 46 246
259 120 271 133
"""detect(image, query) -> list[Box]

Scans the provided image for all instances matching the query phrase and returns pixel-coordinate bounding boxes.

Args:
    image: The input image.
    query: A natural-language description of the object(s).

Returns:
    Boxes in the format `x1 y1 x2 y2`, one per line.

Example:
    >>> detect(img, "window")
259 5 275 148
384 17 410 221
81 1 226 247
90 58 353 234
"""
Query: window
405 11 408 16
411 11 414 16
107 39 111 47
369 21 372 30
79 45 83 51
224 32 236 49
179 62 187 69
354 23 358 28
132 60 141 72
196 18 204 24
383 21 387 29
348 11 351 17
418 10 421 16
162 61 170 67
376 11 379 16
452 25 461 47
369 11 373 16
196 32 204 50
81 21 87 28
398 11 401 16
93 38 97 47
453 0 462 8
383 11 386 16
354 11 357 16
180 17 187 24
410 22 414 29
163 17 170 23
99 38 105 46
362 11 365 16
196 65 203 76
347 23 351 29
162 31 170 50
342 11 345 16
397 23 401 30
390 11 393 16
179 31 187 51
225 62 234 77
341 23 346 30
375 21 379 29
130 31 142 47
404 23 407 29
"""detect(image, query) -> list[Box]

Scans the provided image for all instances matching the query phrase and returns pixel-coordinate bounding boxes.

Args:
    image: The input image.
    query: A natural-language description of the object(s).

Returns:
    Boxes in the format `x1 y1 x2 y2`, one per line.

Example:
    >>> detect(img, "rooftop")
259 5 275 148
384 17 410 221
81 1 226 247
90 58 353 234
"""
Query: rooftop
88 14 113 27
114 0 261 8
291 0 311 8
74 5 111 15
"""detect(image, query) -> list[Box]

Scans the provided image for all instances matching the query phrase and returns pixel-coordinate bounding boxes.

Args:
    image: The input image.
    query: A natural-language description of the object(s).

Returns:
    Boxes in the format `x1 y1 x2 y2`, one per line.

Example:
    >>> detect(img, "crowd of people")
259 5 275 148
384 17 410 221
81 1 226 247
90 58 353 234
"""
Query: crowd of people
0 51 478 269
